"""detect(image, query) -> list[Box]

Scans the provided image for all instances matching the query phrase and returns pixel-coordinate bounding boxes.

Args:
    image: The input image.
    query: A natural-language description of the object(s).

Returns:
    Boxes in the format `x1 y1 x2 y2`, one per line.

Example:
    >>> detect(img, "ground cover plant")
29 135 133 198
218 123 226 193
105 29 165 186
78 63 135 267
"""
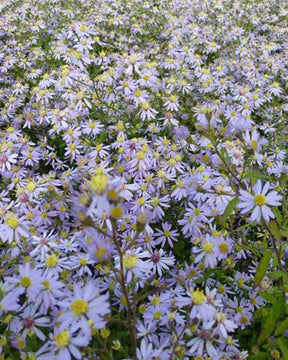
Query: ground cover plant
0 0 288 359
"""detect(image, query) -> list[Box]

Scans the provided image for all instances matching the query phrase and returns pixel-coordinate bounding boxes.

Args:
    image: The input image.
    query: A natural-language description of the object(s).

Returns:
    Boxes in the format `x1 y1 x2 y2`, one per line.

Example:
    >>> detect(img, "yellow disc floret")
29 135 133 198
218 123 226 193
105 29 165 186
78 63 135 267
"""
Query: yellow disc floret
5 214 19 229
70 299 88 316
203 242 214 254
123 255 138 269
20 276 32 288
254 194 266 206
54 330 70 348
88 174 108 195
219 243 229 254
191 289 206 305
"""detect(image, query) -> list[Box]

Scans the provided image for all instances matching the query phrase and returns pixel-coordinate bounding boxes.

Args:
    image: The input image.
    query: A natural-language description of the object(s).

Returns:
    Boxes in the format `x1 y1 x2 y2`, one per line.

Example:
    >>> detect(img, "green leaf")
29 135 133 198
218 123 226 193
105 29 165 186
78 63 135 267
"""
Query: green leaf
267 221 282 242
270 270 284 279
221 197 239 224
248 353 270 360
258 302 283 345
280 230 288 238
254 249 273 289
277 337 288 360
243 172 270 180
275 318 288 336
272 208 282 225
258 291 277 304
232 222 259 232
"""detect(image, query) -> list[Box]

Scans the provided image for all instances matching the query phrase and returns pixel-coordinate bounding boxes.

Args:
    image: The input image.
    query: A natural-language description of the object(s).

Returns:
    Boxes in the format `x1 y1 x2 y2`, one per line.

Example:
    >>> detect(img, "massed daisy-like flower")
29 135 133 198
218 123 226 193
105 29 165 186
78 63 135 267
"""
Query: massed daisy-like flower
238 180 282 222
58 281 110 336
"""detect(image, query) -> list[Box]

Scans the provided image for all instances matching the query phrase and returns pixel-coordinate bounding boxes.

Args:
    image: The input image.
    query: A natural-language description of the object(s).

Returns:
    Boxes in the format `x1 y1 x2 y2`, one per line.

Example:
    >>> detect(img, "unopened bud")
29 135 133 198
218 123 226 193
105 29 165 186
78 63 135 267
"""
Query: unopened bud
112 340 121 350
136 212 148 232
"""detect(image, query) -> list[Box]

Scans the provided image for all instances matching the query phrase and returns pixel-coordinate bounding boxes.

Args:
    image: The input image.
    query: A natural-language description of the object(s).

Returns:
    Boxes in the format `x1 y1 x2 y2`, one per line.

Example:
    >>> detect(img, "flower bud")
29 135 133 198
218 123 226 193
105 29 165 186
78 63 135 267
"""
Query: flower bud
136 212 148 232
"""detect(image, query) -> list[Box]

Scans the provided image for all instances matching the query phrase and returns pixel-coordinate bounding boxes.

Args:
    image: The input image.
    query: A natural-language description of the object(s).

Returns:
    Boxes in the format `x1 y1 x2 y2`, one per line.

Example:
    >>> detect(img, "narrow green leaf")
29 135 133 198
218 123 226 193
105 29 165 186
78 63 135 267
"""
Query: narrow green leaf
221 197 239 224
267 221 282 242
272 208 282 225
254 249 273 289
270 270 284 279
275 318 288 336
280 230 288 238
232 222 258 232
243 172 270 180
248 353 270 360
258 302 282 345
277 337 288 360
258 291 277 304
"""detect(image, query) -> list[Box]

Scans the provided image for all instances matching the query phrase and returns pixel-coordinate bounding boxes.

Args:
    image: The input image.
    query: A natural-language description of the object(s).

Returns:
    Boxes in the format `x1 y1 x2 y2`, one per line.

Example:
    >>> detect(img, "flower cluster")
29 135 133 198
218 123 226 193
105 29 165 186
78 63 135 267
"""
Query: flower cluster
0 0 287 359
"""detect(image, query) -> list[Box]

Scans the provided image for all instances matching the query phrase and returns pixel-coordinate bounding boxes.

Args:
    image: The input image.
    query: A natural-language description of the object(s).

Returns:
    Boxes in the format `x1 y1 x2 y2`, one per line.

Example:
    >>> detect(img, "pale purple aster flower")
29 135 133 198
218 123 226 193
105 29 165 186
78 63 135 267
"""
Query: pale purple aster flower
2 263 43 307
136 339 158 360
146 249 175 276
214 312 237 338
59 281 110 335
0 213 29 244
35 273 65 314
10 304 51 341
154 222 179 248
187 326 218 359
50 327 90 360
115 248 150 282
238 180 282 222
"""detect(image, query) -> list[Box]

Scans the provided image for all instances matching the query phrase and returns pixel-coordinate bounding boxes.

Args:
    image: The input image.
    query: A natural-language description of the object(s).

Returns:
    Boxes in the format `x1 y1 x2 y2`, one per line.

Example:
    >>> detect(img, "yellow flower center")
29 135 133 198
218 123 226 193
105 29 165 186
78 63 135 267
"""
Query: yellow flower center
137 197 146 206
141 102 150 110
88 174 108 195
151 296 161 306
123 255 138 269
5 215 19 229
151 197 160 207
54 330 70 348
80 258 88 266
46 254 58 268
136 151 145 160
203 242 214 254
240 316 248 324
218 284 226 294
191 289 206 305
154 311 162 320
20 276 32 288
25 181 36 192
163 230 170 237
110 206 123 219
70 299 88 316
95 247 106 260
219 243 229 254
41 280 50 290
254 194 266 206
251 140 258 150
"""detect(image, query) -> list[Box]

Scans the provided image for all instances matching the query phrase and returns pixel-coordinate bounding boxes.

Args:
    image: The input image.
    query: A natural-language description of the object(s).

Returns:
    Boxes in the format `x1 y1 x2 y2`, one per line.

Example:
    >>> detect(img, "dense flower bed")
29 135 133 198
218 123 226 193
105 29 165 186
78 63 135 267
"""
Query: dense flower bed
0 0 288 359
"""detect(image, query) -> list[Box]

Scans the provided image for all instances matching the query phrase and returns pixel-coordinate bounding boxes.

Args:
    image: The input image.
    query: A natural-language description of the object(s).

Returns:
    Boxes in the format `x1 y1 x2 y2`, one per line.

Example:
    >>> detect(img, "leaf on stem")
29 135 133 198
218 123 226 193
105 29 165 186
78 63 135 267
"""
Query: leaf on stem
254 249 273 289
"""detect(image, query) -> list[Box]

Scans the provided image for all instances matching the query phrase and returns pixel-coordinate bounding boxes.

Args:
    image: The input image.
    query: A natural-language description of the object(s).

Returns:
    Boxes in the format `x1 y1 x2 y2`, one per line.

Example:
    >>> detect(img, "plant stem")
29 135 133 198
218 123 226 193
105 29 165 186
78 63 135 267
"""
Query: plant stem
111 221 138 360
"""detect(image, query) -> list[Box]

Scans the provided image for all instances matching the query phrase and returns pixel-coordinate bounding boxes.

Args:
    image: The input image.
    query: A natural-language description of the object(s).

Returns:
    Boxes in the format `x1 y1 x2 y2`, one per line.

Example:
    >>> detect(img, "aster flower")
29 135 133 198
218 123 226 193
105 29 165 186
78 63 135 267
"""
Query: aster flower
10 304 51 341
187 326 218 359
115 248 150 282
3 263 43 307
50 327 90 360
58 281 110 335
238 180 282 222
146 249 175 276
154 222 179 248
0 212 29 244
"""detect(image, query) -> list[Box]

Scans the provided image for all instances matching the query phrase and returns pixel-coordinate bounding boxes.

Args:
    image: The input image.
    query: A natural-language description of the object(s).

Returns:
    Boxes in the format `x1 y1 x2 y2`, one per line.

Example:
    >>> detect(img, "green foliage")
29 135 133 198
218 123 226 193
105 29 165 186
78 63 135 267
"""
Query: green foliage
254 249 273 289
